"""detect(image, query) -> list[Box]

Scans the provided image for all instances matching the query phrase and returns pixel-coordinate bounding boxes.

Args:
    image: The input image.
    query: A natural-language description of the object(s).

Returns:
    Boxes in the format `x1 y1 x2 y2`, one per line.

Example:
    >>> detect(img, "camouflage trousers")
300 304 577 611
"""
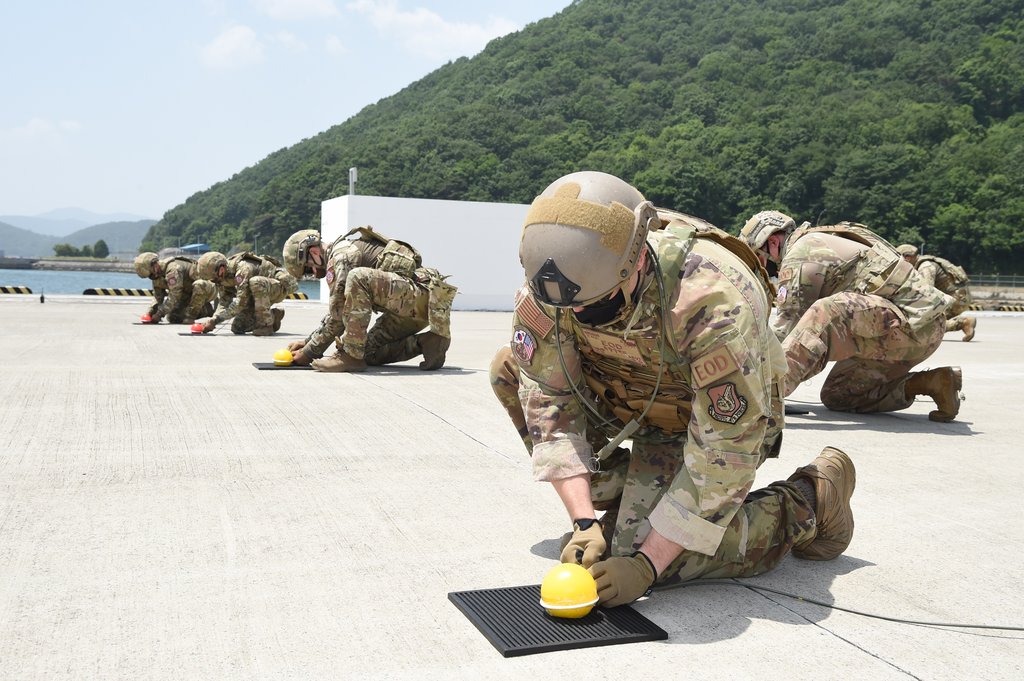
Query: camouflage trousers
339 267 431 364
162 281 215 323
782 292 945 412
248 273 297 330
945 288 972 332
488 346 816 584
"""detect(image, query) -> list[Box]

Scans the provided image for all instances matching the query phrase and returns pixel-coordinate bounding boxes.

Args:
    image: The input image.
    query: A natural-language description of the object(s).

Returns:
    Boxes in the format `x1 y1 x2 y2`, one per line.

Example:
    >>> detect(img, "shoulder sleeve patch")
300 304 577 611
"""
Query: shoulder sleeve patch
691 344 740 389
514 292 555 338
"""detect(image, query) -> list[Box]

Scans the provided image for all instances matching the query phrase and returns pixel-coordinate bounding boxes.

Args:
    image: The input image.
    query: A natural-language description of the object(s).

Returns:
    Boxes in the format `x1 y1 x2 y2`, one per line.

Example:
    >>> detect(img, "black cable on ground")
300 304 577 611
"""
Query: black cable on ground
661 579 1024 631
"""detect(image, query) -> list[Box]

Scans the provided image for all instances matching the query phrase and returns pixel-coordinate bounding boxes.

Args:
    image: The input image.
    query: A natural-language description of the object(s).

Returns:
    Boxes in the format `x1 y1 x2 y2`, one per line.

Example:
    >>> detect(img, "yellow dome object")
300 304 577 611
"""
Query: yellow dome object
539 563 599 618
273 348 294 366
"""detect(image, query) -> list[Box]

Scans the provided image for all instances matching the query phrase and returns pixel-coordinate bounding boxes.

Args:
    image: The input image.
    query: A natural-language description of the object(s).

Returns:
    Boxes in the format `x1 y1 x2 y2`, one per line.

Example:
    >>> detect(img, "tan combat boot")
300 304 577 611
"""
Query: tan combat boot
272 308 285 332
417 332 450 370
961 317 976 342
311 348 367 373
789 447 856 561
905 367 962 422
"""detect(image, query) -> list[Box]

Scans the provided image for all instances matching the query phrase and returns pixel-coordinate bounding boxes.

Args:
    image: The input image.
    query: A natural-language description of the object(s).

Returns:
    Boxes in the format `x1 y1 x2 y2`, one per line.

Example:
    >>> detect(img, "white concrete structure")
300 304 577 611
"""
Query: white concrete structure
320 194 529 310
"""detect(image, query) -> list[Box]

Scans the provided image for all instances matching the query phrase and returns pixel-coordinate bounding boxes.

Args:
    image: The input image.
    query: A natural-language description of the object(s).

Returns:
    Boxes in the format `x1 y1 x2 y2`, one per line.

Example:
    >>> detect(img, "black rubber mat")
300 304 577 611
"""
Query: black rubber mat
784 405 811 415
251 362 313 370
449 584 667 657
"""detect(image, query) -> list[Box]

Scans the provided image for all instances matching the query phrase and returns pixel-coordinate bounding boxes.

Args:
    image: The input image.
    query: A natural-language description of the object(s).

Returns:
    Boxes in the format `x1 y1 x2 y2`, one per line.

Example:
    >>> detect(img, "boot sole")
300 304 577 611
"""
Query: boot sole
928 367 962 422
793 446 855 561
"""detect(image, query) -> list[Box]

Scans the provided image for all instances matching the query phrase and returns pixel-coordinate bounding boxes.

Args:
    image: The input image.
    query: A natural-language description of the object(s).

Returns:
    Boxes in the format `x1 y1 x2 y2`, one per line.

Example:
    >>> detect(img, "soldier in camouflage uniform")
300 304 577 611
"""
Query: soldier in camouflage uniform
195 251 297 336
897 244 976 342
133 252 215 324
740 211 962 422
489 172 856 608
281 227 457 372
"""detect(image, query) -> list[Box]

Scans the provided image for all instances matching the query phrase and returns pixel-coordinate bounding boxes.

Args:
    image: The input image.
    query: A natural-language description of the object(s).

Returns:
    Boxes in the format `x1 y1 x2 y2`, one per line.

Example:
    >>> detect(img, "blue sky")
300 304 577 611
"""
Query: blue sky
0 0 571 219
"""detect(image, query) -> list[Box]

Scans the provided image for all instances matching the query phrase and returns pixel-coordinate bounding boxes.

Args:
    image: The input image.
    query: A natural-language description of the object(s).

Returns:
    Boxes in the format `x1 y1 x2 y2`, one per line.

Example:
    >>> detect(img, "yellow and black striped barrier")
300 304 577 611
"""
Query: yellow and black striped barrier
0 286 33 294
968 304 986 311
286 292 309 300
83 288 153 296
998 304 1024 312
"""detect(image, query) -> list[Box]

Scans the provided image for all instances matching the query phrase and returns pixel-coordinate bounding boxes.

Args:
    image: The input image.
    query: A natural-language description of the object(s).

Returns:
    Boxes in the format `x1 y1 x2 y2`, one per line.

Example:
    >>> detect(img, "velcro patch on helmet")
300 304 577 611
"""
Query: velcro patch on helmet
514 292 554 338
691 345 740 389
511 327 536 365
707 382 748 424
523 183 633 255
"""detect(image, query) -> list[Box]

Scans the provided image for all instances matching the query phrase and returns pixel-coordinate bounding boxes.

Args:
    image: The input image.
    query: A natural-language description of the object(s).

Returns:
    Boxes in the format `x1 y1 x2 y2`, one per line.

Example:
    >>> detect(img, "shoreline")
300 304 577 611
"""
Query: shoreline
0 257 133 273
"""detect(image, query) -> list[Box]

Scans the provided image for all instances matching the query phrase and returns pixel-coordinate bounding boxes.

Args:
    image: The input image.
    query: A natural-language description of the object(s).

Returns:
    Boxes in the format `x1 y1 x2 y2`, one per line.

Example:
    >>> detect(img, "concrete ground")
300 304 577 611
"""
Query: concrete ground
0 295 1021 680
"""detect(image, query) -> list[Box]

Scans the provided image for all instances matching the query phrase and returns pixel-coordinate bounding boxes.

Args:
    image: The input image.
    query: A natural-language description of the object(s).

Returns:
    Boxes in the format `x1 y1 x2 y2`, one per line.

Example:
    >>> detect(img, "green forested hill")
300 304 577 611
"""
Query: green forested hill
142 0 1024 272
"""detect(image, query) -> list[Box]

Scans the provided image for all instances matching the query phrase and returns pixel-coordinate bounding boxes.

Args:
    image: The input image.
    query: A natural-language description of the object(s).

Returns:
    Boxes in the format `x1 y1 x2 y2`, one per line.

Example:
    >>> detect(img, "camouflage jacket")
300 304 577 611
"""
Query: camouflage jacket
303 237 386 357
774 225 952 340
509 225 786 556
211 253 284 324
150 257 198 317
915 255 970 294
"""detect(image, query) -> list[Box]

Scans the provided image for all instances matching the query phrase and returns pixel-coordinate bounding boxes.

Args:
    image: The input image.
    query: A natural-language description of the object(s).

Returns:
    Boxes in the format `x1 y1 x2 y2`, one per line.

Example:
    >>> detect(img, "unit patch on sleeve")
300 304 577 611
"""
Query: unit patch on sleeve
326 268 335 285
691 344 740 389
707 382 748 424
511 326 537 365
777 285 788 305
235 273 245 286
166 274 178 287
514 293 555 338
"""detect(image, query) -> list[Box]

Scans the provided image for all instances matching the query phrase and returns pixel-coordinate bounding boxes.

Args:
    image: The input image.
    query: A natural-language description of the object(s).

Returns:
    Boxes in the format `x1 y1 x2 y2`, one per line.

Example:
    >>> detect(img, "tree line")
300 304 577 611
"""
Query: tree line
141 0 1024 273
53 240 110 258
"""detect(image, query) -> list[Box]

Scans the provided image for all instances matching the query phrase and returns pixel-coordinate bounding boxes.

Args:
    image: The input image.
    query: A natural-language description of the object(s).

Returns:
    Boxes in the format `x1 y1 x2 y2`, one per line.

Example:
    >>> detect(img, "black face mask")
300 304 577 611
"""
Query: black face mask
574 287 626 325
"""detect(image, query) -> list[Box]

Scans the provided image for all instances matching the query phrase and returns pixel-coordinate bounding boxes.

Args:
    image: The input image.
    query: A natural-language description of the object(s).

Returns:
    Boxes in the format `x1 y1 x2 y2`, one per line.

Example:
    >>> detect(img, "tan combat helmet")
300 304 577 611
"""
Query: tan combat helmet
740 210 797 250
519 171 657 307
282 229 322 279
133 252 160 278
197 251 228 282
896 244 919 257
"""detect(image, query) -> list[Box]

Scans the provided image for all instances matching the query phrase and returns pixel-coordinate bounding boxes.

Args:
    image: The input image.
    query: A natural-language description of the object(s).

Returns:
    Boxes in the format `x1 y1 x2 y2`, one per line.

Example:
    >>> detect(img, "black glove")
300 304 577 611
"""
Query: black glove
559 518 606 568
589 551 657 607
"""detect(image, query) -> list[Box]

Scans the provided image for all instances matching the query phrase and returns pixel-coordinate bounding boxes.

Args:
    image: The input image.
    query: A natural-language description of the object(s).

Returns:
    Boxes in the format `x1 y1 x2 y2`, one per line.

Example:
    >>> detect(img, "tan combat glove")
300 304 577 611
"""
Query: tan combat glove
559 518 606 568
589 552 657 607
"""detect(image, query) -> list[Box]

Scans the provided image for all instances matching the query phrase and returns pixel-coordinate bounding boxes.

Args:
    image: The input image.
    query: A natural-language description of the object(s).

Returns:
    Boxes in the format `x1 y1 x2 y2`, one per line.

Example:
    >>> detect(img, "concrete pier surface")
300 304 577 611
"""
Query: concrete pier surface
1 296 1021 680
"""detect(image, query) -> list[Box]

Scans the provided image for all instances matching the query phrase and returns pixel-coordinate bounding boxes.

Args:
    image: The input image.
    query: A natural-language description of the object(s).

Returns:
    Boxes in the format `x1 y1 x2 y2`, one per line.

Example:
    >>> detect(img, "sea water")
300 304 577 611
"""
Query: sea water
0 268 320 299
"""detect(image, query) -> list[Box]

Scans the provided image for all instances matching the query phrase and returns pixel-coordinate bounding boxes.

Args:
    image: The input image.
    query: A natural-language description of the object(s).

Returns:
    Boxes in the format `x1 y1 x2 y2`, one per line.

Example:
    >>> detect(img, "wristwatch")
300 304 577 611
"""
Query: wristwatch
573 517 601 531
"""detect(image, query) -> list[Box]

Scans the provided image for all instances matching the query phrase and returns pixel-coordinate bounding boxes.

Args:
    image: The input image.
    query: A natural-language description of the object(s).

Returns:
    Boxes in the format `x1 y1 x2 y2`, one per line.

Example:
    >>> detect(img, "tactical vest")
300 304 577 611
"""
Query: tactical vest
570 223 769 437
338 226 423 270
791 223 949 337
917 255 970 290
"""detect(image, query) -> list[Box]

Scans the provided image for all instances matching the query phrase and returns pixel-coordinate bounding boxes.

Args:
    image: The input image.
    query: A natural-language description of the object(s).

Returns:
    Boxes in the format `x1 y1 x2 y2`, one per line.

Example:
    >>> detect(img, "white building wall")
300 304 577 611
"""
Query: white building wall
320 195 528 310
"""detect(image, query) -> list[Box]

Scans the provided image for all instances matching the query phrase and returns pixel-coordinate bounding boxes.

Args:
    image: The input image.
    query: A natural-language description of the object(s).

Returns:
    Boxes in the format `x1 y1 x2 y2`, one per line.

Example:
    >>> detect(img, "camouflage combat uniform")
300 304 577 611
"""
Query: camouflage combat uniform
303 227 457 364
775 224 953 412
147 256 215 323
915 255 973 334
490 219 819 586
209 253 297 334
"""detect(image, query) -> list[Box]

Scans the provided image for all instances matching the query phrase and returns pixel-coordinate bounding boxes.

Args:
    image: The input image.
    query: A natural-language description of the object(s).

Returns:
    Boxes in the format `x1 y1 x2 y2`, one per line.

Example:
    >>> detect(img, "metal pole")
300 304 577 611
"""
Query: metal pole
349 167 358 195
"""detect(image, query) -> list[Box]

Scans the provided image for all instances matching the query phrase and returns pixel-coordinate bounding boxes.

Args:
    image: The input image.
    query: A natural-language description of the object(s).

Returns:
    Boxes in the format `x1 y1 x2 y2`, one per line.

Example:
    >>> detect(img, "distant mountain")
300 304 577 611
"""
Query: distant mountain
0 221 52 258
143 0 1024 273
0 219 156 258
0 209 155 237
